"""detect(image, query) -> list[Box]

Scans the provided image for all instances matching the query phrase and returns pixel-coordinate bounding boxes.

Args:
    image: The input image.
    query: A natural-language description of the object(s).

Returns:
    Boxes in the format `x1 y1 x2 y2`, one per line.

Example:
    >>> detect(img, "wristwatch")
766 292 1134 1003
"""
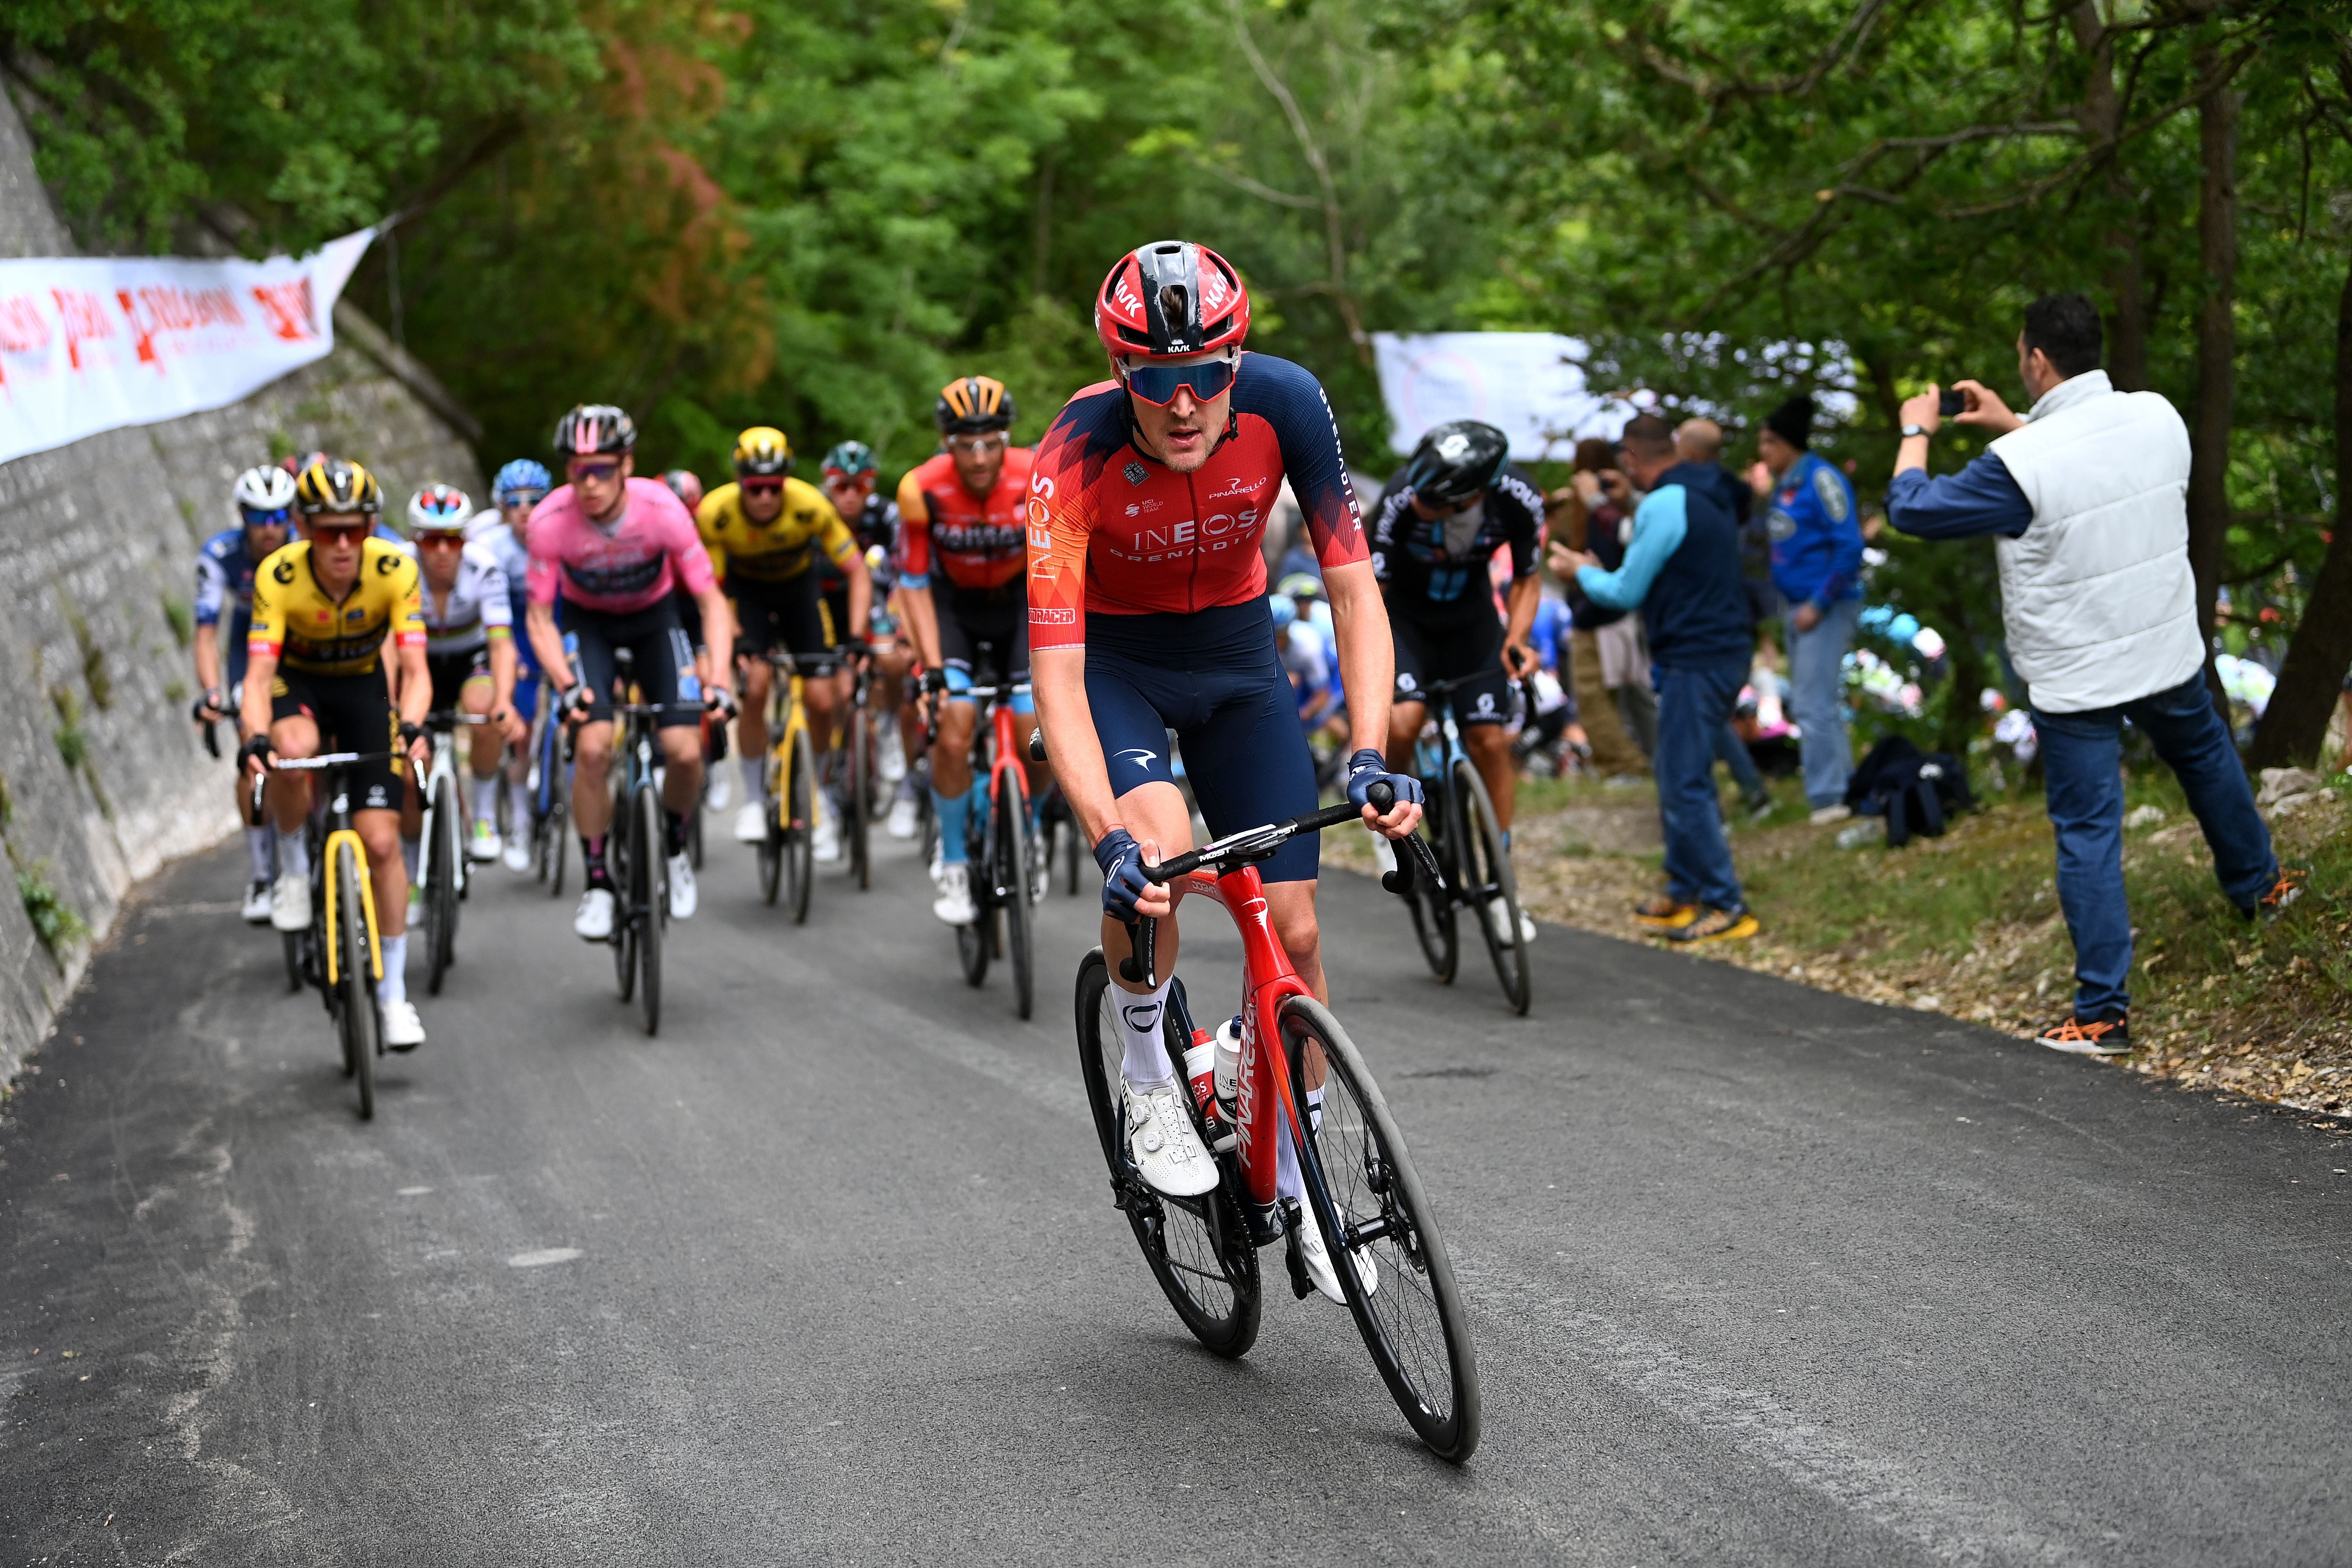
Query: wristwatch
1900 422 1931 439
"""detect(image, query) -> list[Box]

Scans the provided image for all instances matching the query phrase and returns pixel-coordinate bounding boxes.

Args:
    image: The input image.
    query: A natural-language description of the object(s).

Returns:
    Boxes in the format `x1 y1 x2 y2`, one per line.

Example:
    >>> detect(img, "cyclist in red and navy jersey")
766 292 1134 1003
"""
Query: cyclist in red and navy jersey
1029 240 1421 1296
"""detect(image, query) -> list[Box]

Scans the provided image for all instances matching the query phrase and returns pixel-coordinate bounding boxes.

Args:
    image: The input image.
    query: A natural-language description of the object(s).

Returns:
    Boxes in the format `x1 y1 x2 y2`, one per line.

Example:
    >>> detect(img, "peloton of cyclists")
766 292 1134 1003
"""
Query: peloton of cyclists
1369 418 1546 945
1025 240 1421 1301
894 375 1040 926
194 465 298 923
466 459 553 871
523 405 736 941
696 427 869 861
405 484 528 885
240 457 434 1050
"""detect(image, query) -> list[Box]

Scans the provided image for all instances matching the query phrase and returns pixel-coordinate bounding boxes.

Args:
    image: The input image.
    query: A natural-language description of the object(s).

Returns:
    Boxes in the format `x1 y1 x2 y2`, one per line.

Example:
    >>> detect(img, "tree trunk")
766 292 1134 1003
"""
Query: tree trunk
2069 3 2148 390
2246 249 2352 769
2187 50 2239 719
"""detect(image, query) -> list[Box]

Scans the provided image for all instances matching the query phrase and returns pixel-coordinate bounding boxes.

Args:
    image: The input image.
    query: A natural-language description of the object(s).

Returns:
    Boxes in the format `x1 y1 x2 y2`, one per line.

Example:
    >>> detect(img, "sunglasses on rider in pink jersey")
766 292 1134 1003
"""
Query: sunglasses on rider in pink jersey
568 460 623 485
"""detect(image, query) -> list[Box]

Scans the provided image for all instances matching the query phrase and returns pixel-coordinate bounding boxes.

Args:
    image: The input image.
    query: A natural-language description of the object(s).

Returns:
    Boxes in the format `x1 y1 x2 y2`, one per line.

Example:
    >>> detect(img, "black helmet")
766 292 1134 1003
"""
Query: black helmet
552 403 637 457
292 455 384 516
935 376 1016 436
1403 420 1510 507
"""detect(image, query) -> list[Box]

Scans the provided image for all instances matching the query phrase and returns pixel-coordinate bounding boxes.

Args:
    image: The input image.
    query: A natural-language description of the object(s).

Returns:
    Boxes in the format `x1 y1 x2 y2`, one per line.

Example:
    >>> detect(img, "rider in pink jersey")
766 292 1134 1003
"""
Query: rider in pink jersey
522 405 735 943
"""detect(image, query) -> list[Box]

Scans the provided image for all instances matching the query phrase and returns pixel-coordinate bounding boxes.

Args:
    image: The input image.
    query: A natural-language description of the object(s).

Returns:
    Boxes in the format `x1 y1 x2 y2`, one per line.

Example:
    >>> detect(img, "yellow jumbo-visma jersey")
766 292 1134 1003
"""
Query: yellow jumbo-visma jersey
696 477 859 585
247 538 426 677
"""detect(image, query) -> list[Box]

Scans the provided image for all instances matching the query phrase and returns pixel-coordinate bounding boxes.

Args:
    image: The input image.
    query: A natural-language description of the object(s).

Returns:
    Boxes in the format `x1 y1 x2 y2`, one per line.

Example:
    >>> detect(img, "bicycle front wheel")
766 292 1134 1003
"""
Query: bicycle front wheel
847 707 871 891
997 774 1034 1019
1281 994 1478 1460
336 843 378 1121
1454 758 1530 1015
426 774 460 995
1075 954 1260 1357
787 727 816 925
634 779 663 1036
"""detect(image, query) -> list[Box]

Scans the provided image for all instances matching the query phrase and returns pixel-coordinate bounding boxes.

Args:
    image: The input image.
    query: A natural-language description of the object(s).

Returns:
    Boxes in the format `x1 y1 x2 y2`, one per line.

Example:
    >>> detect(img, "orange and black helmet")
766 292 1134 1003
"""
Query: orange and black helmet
935 376 1015 436
292 455 383 516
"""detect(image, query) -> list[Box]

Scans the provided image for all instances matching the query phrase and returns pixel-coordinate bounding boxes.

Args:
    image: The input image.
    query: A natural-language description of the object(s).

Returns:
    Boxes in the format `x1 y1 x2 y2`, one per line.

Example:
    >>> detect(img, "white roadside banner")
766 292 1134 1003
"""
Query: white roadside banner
0 228 375 466
1371 331 1636 462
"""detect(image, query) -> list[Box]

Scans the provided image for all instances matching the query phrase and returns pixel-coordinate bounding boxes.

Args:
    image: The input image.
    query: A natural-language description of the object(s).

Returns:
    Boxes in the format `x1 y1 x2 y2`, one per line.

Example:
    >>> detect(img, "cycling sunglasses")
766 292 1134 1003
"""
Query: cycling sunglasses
567 460 623 484
240 505 294 529
740 477 786 495
415 532 468 549
308 522 369 545
1122 357 1238 408
498 489 545 510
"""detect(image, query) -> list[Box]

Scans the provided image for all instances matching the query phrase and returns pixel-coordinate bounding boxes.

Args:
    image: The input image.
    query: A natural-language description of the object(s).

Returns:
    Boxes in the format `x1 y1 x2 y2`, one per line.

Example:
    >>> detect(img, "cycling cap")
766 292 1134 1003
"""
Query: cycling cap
553 404 637 457
733 426 793 477
293 455 382 516
1276 571 1324 601
822 441 878 478
660 469 705 511
233 465 297 520
493 458 551 502
407 483 474 534
1404 419 1511 507
936 376 1015 436
1094 241 1250 363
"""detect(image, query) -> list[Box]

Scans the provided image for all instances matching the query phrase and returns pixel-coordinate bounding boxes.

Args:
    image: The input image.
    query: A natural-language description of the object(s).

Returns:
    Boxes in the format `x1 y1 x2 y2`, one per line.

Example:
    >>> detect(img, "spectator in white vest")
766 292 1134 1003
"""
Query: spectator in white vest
1885 292 2305 1058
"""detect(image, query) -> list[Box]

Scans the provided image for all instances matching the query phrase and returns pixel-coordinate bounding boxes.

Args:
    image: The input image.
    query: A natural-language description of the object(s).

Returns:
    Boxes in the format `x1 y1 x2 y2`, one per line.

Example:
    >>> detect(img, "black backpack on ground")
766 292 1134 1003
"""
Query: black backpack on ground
1844 735 1974 848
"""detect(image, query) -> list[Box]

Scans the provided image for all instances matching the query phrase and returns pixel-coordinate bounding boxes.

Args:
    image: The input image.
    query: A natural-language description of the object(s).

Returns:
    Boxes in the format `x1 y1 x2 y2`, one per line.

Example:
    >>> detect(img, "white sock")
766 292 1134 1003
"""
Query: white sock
1275 1087 1324 1206
276 828 309 879
471 775 498 826
508 776 534 827
1116 976 1175 1084
740 756 765 801
245 825 274 882
377 934 408 1006
400 836 420 883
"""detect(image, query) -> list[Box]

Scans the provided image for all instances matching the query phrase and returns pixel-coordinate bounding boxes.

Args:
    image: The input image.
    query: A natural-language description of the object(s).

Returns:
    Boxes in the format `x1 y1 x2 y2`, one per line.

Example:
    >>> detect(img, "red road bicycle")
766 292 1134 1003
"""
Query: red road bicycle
1070 785 1481 1460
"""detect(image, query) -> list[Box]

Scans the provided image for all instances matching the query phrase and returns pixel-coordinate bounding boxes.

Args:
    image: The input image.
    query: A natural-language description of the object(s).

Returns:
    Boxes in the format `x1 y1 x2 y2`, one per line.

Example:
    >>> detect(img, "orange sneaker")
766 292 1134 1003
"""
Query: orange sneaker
1665 905 1759 944
2241 866 2308 925
2035 1015 2132 1056
1633 894 1697 929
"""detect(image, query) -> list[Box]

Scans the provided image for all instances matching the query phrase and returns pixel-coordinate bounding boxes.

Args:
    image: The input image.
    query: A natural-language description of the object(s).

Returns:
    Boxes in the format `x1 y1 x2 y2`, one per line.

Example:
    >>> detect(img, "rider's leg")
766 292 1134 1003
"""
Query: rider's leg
355 806 410 1005
571 720 615 883
657 724 703 852
462 672 501 827
1100 778 1192 1083
931 694 978 861
802 667 841 758
398 767 423 886
1385 699 1427 776
264 711 319 873
736 655 773 803
1465 720 1516 832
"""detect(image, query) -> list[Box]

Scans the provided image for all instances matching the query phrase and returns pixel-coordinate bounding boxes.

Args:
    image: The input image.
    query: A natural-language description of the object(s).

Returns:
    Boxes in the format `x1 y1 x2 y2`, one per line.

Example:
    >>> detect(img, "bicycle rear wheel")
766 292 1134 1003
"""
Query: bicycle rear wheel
1281 994 1478 1460
282 929 303 994
1075 954 1260 1357
847 707 871 890
1454 758 1530 1014
612 782 637 1002
786 728 816 925
998 773 1033 1020
634 779 663 1035
426 774 460 995
336 843 377 1121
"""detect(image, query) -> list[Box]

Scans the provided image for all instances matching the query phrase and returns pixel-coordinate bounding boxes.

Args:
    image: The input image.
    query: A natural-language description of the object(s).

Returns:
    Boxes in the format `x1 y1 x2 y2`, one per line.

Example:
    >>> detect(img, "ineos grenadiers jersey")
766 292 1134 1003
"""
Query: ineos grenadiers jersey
1368 463 1545 628
419 541 514 657
195 527 269 629
1026 354 1364 650
897 450 1034 595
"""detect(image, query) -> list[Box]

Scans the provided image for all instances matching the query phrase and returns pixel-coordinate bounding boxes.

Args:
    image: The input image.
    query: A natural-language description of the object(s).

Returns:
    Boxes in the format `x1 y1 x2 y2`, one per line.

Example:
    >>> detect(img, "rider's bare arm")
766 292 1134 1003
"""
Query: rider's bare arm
525 602 570 691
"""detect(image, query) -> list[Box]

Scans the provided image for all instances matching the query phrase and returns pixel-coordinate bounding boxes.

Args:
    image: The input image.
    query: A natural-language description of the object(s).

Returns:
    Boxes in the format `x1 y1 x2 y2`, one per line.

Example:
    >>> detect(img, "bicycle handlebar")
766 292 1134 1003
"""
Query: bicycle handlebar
423 710 494 728
268 751 395 770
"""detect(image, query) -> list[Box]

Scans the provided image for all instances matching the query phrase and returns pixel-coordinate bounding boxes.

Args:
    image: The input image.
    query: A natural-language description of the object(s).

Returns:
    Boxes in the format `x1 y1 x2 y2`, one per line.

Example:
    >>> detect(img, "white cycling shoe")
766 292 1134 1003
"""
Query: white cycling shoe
270 873 310 933
381 999 425 1052
501 838 531 873
241 879 275 925
705 768 733 812
1295 1198 1377 1303
812 796 842 864
886 794 920 840
877 725 908 784
932 862 977 925
733 802 768 843
667 852 697 918
574 886 616 941
468 822 502 863
1123 1076 1220 1197
1488 898 1538 946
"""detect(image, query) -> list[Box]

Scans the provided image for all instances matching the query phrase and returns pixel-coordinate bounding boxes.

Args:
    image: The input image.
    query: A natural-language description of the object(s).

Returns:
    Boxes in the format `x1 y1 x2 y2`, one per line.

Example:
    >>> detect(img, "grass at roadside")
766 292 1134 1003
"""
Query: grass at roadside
1331 766 2352 1117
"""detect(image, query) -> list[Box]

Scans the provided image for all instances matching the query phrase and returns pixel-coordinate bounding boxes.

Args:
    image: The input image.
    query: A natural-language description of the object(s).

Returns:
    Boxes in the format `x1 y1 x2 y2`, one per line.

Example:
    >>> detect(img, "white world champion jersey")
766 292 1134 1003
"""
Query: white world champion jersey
419 540 514 657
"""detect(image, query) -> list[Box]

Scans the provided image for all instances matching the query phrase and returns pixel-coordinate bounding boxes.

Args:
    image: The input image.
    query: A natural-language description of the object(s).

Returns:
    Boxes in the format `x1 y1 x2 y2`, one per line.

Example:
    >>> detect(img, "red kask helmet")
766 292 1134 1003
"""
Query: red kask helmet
1094 241 1250 363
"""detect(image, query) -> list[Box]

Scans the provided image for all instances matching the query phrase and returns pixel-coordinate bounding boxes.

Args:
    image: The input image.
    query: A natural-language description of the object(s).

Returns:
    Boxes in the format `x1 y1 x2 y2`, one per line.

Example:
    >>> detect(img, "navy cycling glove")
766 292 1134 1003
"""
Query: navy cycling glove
1345 748 1424 813
1094 827 1153 921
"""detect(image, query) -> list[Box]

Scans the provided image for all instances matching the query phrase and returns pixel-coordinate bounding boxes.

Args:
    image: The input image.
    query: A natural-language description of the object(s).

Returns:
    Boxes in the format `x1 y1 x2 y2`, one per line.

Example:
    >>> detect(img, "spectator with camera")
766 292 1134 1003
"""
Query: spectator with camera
1886 291 2306 1056
1552 414 1759 944
1755 393 1866 823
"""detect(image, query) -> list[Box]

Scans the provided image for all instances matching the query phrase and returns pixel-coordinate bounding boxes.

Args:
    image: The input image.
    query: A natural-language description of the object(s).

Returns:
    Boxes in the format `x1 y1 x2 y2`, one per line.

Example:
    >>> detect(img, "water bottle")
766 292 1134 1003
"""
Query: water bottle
1182 1027 1233 1152
1212 1015 1243 1118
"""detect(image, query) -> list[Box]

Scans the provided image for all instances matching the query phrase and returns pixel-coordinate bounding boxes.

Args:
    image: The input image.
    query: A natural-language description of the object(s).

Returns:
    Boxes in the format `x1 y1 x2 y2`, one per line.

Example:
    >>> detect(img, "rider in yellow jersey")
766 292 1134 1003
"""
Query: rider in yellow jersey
240 456 433 1050
697 426 871 857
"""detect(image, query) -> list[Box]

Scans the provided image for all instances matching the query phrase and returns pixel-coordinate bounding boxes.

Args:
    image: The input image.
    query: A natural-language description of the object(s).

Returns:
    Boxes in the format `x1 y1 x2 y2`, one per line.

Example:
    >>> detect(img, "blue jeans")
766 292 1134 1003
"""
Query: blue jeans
2034 672 2277 1021
1788 596 1862 808
1655 660 1748 911
1713 722 1765 801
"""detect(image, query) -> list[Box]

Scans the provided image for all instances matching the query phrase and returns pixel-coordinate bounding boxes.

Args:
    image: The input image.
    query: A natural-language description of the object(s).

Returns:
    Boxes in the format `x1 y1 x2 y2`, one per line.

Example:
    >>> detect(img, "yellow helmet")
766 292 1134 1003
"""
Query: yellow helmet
292 455 383 515
732 426 793 478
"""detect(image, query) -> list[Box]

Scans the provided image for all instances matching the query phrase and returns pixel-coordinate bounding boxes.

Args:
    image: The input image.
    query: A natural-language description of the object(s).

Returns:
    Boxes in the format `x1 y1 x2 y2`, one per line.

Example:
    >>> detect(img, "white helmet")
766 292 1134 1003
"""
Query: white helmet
407 483 474 534
232 465 297 520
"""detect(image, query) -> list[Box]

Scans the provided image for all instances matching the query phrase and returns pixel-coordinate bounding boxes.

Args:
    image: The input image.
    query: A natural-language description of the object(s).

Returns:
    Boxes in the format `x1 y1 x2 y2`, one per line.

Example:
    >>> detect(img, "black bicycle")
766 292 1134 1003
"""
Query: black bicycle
604 647 683 1036
1398 673 1531 1014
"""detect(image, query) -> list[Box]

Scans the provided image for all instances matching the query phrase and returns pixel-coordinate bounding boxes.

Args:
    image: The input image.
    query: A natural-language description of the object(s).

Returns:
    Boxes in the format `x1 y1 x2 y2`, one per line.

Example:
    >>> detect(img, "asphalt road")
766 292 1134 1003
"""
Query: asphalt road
5 821 2352 1565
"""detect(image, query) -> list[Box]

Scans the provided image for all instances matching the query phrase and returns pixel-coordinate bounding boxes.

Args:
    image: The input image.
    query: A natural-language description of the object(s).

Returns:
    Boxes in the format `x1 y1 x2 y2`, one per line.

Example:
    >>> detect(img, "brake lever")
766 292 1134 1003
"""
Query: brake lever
1383 831 1441 898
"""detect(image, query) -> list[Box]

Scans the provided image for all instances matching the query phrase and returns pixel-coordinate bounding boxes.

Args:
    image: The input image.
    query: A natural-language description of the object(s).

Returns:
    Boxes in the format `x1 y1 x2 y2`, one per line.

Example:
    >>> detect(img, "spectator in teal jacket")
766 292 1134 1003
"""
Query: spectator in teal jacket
1756 394 1865 820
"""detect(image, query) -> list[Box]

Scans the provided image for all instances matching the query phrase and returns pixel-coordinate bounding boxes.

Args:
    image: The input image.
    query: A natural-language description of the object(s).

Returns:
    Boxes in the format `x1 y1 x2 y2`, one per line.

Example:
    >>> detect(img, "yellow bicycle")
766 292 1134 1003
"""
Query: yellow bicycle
262 751 389 1120
757 650 837 922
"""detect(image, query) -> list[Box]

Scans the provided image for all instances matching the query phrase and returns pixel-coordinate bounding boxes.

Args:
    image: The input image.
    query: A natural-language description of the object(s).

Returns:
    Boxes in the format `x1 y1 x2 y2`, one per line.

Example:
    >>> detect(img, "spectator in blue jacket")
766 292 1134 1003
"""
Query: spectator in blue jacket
1551 414 1759 945
1756 394 1865 821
